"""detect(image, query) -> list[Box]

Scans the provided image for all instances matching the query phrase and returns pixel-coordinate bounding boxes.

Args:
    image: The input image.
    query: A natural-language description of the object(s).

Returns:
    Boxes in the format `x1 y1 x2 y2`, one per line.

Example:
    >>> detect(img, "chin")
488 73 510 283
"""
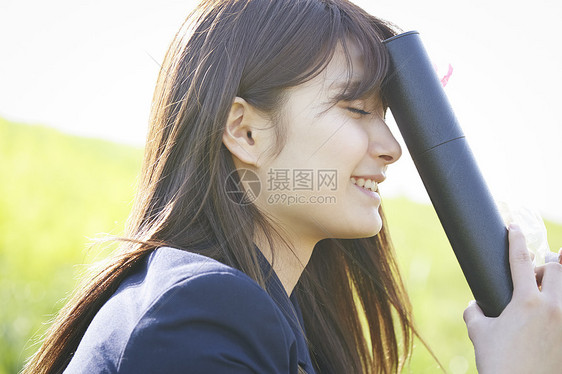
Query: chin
321 211 383 239
366 218 383 236
358 214 383 236
339 220 383 239
365 223 383 237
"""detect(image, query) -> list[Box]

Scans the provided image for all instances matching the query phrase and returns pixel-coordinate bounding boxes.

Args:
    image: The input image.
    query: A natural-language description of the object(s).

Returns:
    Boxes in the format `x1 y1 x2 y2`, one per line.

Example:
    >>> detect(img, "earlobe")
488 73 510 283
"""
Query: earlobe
222 97 261 166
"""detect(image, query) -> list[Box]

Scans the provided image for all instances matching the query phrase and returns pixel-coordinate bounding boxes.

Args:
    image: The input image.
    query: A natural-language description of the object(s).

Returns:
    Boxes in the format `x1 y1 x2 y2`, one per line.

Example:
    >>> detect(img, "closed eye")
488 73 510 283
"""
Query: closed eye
347 107 371 116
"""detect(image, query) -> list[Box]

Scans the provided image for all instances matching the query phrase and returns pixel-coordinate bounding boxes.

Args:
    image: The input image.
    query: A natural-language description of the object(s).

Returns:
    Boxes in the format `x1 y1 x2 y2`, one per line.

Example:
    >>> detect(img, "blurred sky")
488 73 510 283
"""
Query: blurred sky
1 0 561 224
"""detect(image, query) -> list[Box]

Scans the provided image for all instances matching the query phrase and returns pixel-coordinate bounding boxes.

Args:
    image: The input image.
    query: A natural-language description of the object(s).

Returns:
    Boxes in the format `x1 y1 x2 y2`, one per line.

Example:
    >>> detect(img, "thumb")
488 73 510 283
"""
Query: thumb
463 300 487 342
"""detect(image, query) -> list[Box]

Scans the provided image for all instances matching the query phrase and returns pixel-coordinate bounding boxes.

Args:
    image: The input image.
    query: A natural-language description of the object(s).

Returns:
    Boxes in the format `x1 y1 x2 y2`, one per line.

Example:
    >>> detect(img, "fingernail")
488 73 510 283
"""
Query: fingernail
508 223 520 231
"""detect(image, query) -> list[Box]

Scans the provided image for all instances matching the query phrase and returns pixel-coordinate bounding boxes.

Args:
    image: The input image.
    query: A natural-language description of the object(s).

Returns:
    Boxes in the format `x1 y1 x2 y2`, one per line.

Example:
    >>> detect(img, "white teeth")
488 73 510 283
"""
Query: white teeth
350 177 378 192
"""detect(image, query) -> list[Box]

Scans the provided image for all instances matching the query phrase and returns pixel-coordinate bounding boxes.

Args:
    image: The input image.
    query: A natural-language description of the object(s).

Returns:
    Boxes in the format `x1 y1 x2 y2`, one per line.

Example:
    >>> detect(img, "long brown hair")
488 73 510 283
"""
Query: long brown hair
23 1 419 373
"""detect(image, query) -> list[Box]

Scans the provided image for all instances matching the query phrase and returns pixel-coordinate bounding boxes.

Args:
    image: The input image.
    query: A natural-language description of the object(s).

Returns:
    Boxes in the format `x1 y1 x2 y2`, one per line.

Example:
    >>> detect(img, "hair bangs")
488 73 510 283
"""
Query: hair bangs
330 3 398 105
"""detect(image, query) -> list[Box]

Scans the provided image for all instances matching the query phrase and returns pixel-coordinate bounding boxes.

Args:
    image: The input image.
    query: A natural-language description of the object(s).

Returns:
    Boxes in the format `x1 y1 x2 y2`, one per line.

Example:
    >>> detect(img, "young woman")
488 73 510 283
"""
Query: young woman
23 0 562 373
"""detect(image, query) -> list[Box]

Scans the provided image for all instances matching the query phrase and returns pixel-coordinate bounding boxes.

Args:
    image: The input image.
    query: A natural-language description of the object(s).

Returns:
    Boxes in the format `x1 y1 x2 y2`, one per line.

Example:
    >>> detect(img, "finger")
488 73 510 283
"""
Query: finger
535 252 560 287
463 300 486 342
463 300 484 325
508 224 537 296
536 264 544 287
539 262 562 298
545 251 559 264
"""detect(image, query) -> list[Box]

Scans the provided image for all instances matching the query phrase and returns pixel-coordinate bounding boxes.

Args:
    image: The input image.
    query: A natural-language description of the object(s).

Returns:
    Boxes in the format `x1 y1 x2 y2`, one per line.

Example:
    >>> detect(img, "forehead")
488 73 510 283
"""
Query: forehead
280 40 386 113
279 52 384 121
304 42 383 108
322 42 365 91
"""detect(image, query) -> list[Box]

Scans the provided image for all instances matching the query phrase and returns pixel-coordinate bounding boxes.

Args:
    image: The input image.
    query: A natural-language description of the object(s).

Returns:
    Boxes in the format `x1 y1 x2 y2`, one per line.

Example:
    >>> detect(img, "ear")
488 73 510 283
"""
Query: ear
222 97 269 166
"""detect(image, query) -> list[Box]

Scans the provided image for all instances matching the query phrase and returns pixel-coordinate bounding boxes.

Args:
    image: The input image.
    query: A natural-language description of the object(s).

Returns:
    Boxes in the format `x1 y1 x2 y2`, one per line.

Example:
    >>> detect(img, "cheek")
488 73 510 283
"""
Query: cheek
326 131 368 191
266 116 368 174
333 126 369 166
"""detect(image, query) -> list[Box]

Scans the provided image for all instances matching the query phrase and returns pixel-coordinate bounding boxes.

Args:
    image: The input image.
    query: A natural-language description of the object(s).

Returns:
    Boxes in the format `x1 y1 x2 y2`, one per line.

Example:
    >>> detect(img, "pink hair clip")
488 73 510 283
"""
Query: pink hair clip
440 64 453 87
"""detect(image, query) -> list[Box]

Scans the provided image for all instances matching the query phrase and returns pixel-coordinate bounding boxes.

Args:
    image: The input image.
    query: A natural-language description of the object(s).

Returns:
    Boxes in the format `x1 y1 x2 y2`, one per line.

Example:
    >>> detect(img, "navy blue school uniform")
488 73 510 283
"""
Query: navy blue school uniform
64 246 316 373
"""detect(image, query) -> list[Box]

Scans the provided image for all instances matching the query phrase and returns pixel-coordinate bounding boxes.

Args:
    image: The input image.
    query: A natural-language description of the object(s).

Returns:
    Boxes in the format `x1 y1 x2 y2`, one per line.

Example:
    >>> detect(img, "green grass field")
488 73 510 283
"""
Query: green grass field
1 117 561 373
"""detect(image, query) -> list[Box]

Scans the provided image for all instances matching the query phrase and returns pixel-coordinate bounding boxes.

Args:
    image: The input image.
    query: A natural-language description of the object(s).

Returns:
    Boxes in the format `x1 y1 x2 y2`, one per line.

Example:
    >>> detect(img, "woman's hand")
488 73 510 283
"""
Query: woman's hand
463 224 562 374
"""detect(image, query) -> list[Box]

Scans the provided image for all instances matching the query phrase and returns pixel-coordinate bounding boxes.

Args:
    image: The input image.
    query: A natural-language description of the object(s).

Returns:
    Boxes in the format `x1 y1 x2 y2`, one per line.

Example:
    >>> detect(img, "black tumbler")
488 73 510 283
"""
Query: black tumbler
383 31 512 317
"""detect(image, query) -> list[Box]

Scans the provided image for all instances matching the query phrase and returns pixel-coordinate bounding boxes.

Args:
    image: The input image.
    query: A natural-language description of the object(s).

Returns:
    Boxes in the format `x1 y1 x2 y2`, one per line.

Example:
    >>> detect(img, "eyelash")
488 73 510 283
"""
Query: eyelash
347 107 371 116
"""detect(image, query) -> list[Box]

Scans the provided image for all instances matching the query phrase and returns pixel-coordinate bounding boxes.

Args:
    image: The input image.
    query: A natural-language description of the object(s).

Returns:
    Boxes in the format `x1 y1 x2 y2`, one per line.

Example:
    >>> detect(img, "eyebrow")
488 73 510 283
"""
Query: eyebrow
327 80 361 92
325 81 362 104
327 80 384 106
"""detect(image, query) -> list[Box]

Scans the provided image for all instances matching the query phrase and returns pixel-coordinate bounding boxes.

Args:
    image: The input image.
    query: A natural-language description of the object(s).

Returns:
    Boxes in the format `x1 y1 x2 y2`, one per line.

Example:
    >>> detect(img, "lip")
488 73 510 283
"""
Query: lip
353 183 381 202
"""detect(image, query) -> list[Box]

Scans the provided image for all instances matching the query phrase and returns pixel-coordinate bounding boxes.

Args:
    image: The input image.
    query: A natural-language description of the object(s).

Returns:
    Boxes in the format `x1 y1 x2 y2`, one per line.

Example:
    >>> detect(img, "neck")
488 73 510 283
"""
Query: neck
253 225 317 296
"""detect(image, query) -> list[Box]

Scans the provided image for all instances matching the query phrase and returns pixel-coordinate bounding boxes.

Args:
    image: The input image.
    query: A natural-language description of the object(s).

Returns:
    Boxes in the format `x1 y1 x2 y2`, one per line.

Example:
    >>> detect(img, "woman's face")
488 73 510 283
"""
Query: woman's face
253 42 402 243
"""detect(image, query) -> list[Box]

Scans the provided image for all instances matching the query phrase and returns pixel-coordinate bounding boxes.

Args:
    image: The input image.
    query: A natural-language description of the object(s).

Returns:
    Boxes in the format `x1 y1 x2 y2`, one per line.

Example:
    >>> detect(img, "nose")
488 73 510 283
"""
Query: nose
368 117 402 165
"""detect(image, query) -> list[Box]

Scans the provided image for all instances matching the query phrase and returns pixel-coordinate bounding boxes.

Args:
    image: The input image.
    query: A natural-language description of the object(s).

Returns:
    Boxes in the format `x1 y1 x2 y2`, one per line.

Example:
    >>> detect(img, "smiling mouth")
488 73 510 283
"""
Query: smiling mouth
350 177 378 192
